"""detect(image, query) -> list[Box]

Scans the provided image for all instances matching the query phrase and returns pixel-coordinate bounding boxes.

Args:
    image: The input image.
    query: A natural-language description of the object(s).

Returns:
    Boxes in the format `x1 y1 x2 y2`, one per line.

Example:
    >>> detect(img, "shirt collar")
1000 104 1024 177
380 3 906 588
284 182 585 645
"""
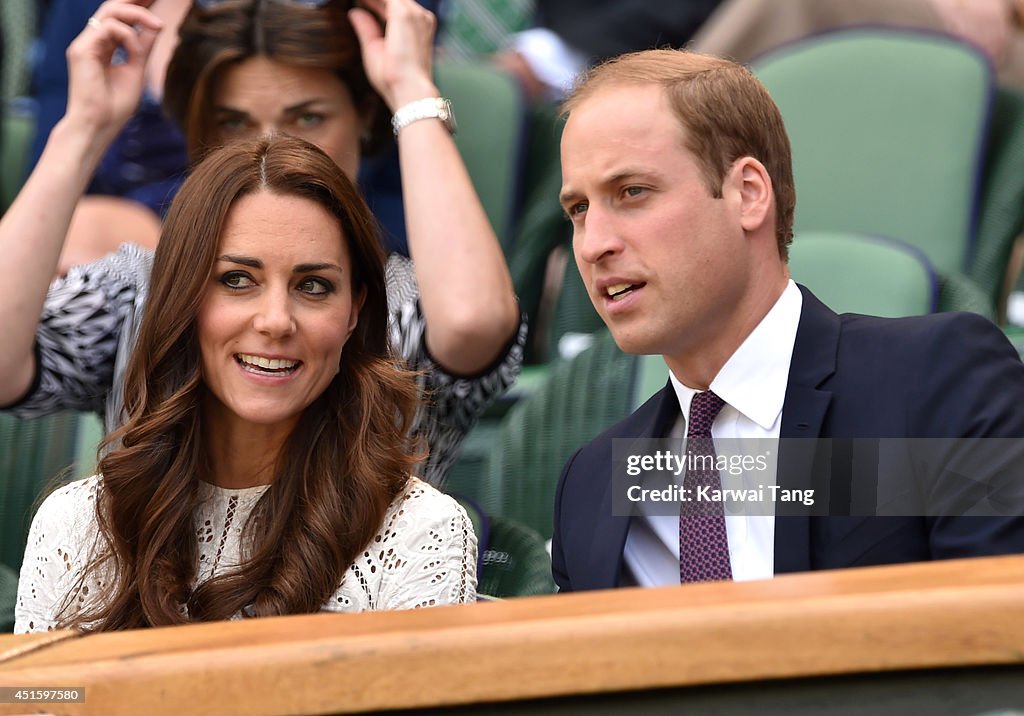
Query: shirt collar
669 280 802 431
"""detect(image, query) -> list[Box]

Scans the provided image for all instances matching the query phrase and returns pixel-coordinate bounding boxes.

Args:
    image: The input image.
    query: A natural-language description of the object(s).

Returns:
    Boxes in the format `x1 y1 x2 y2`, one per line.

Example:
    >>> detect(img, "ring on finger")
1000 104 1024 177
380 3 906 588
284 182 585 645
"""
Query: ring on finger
87 16 102 30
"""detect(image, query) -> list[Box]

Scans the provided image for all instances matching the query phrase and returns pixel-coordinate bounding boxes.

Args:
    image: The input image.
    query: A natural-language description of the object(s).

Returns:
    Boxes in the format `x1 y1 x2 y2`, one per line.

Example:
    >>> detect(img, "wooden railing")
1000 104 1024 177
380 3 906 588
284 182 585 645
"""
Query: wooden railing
2 555 1023 715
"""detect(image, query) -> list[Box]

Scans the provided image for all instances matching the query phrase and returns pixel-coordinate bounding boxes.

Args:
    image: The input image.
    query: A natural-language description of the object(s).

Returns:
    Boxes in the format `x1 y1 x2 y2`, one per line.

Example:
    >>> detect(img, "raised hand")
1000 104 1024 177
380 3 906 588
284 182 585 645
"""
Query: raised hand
349 0 439 110
930 0 1013 67
64 0 163 144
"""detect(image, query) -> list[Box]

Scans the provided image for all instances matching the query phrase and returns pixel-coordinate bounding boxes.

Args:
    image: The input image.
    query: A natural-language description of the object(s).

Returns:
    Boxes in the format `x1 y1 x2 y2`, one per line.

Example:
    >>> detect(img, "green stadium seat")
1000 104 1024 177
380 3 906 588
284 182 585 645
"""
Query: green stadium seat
434 59 526 255
753 29 994 317
788 231 938 317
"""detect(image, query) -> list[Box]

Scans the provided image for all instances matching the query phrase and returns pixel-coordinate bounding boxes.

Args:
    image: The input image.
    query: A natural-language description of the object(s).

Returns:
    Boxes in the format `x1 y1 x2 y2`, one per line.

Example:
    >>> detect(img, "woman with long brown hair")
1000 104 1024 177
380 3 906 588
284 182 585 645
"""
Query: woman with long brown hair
0 0 525 487
15 134 476 632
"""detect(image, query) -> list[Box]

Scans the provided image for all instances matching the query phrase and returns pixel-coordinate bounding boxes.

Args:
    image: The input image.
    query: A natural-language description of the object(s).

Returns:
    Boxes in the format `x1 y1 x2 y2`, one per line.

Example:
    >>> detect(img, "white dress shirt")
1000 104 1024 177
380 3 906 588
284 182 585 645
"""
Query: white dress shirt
622 280 803 586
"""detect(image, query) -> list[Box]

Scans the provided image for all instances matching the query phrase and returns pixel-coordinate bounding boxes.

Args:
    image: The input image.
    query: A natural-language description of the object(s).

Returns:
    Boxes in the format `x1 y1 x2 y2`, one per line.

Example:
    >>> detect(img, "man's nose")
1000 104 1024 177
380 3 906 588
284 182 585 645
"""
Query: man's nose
574 206 624 265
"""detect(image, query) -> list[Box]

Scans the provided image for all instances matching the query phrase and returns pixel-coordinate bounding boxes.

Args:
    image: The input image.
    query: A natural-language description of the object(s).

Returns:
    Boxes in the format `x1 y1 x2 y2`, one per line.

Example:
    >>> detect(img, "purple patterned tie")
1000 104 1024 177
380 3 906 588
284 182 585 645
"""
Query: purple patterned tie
679 390 732 583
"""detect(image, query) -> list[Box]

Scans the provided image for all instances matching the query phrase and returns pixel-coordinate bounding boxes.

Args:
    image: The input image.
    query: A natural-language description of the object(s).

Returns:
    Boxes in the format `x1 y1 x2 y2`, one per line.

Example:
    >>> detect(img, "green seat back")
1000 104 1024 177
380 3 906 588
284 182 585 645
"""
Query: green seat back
789 231 938 316
633 353 669 410
434 60 526 254
506 103 571 363
973 86 1024 308
0 562 16 632
0 0 37 101
478 515 555 598
1 102 34 214
74 411 105 479
0 412 80 572
754 30 991 278
484 329 638 539
548 252 605 359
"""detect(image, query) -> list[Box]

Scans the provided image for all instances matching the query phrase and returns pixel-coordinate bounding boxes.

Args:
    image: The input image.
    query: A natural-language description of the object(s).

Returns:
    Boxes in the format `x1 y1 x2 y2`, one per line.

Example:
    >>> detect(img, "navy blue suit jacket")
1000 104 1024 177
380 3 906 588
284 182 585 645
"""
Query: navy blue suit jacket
551 287 1024 592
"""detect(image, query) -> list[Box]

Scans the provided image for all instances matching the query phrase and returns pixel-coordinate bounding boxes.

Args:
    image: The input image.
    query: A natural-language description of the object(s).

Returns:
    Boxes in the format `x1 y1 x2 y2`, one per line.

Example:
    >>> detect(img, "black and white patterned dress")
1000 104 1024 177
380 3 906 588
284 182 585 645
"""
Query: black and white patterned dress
9 245 527 487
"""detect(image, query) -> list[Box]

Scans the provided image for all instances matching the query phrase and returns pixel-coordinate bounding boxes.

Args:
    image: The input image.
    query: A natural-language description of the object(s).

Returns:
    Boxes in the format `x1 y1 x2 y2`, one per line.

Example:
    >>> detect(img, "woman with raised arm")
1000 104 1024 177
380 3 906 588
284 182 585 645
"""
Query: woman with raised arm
15 135 477 633
0 0 524 486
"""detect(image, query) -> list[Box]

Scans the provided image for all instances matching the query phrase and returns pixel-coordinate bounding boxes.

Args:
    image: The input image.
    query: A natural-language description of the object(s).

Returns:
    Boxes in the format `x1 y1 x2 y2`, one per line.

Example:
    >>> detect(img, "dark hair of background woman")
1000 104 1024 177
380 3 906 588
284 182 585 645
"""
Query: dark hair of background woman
163 0 392 161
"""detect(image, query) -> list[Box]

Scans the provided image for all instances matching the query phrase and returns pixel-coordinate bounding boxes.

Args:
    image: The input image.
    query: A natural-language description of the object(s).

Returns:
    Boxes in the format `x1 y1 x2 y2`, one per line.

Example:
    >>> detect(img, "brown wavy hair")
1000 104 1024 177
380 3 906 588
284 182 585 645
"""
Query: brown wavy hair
163 0 392 161
66 135 421 631
563 49 796 259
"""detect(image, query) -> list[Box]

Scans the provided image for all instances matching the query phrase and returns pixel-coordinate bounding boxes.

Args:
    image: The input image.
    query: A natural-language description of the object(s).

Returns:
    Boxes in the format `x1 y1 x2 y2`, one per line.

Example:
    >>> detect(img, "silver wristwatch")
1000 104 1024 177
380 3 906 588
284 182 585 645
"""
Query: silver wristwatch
391 97 457 136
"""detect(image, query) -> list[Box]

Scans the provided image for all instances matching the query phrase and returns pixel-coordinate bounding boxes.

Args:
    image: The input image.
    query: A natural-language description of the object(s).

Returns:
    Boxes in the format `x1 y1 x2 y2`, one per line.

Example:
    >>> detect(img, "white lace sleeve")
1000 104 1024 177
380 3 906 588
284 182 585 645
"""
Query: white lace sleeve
324 477 478 612
14 476 108 633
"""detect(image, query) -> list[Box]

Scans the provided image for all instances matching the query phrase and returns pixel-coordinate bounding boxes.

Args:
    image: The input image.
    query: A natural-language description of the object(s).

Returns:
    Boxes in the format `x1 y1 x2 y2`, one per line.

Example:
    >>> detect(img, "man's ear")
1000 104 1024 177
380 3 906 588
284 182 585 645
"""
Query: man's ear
729 156 773 233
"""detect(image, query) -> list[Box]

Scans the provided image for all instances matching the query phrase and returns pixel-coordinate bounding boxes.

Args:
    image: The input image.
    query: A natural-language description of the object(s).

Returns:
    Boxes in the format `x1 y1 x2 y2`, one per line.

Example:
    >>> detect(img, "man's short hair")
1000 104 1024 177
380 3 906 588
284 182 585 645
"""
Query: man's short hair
562 49 795 259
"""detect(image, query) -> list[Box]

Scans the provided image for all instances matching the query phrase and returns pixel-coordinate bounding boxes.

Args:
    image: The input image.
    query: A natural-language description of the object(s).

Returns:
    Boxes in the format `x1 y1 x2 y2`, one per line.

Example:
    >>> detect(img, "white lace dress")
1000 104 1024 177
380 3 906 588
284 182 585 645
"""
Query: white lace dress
15 475 477 633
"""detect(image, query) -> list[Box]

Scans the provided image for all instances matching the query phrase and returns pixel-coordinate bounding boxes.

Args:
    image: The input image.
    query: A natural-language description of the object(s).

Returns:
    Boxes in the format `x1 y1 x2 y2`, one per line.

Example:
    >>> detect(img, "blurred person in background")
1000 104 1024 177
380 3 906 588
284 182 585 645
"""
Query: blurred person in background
691 0 1024 89
492 0 723 101
0 0 525 487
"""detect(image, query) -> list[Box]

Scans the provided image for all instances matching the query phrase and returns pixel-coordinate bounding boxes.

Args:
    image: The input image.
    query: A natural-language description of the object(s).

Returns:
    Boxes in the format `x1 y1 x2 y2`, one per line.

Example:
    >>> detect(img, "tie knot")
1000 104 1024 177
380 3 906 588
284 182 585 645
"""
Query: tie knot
687 391 725 438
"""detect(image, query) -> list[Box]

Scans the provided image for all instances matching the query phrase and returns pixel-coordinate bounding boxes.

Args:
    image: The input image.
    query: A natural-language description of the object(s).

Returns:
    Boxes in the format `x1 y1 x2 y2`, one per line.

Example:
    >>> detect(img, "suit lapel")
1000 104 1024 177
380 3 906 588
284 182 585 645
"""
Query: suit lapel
775 287 839 574
591 380 680 589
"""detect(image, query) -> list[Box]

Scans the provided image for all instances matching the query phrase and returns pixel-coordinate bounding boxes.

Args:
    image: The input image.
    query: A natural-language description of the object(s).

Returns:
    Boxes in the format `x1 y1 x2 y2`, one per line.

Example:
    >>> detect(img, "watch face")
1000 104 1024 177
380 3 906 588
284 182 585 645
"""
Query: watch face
442 100 458 135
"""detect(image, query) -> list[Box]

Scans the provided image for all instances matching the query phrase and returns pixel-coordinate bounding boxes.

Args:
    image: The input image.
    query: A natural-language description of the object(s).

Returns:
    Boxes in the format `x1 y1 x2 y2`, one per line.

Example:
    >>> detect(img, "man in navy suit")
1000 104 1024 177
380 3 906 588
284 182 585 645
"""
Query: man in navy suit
552 48 1024 592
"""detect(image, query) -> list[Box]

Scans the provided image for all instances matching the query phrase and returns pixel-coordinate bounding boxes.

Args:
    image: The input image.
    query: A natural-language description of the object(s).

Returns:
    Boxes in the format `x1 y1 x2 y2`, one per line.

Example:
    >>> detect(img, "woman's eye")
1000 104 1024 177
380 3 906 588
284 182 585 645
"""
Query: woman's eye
296 113 325 129
220 272 254 289
298 277 333 295
217 116 247 134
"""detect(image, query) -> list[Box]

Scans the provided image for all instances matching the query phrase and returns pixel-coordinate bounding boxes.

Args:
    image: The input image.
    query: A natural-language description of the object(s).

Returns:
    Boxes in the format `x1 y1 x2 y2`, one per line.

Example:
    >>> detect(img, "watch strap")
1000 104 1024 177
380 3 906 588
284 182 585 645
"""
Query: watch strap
391 97 456 136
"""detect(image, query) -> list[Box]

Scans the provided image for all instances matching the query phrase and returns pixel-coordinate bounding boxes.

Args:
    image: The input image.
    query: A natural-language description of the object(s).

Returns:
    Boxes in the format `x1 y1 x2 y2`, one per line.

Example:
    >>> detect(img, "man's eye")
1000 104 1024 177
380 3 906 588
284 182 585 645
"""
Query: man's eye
220 272 254 289
568 201 589 217
298 277 333 295
624 186 645 198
